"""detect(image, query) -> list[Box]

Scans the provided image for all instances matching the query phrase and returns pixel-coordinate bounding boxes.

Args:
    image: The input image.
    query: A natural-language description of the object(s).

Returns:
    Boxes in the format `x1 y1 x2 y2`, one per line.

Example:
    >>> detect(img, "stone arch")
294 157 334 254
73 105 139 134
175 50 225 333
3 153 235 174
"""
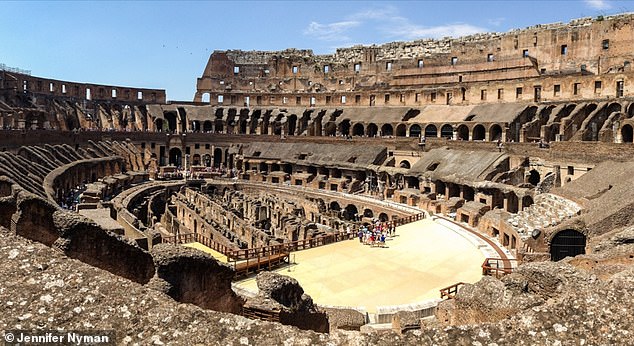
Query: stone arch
191 120 201 132
287 114 298 136
409 124 422 137
363 208 374 218
203 154 212 167
399 160 411 169
440 124 454 139
622 124 633 143
522 195 534 209
352 123 365 136
339 120 351 136
164 112 178 132
472 124 486 140
213 147 223 168
463 185 475 201
192 154 201 166
550 229 586 261
168 147 182 166
155 118 164 132
628 103 634 118
395 124 407 136
506 193 519 213
424 124 438 137
203 120 213 133
378 213 389 222
489 124 503 141
381 123 393 136
329 201 341 211
528 169 540 185
367 123 379 137
324 122 337 136
456 124 469 140
343 204 359 221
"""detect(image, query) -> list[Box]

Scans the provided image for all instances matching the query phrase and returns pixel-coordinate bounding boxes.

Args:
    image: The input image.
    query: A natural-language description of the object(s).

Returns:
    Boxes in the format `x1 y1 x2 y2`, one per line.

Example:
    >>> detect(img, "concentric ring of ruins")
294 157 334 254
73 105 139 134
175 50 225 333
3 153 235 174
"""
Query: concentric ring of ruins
2 12 634 345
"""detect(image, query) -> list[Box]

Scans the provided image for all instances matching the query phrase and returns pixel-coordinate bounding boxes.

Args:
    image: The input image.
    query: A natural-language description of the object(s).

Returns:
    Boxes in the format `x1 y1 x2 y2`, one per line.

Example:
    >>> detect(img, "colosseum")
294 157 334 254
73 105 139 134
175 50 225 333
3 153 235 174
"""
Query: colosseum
1 12 634 345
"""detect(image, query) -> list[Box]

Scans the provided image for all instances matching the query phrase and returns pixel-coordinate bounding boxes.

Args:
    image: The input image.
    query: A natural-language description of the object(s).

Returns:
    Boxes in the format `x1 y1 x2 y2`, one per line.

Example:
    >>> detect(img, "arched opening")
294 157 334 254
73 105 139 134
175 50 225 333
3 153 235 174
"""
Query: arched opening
214 119 224 133
192 154 201 166
457 124 469 140
191 120 201 132
550 229 586 261
201 93 210 103
409 124 422 137
329 201 341 211
506 193 519 213
203 154 212 167
489 124 503 141
168 147 182 166
339 120 351 136
399 160 411 169
463 185 475 201
288 114 298 136
435 180 446 197
363 208 374 218
203 120 213 133
324 122 337 136
472 124 486 140
378 213 389 222
395 124 407 136
352 123 365 136
343 204 359 221
522 195 534 209
155 118 164 132
367 123 378 137
381 124 394 136
424 124 438 138
528 169 540 185
628 103 634 118
239 119 248 134
622 124 633 143
259 162 268 173
440 124 454 139
164 112 178 132
213 148 223 168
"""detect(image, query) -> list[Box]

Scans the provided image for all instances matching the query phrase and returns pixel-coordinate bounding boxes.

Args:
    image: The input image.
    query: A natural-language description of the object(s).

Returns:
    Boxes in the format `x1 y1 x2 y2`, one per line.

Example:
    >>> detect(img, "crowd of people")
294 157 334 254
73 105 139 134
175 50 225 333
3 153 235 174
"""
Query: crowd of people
352 219 396 248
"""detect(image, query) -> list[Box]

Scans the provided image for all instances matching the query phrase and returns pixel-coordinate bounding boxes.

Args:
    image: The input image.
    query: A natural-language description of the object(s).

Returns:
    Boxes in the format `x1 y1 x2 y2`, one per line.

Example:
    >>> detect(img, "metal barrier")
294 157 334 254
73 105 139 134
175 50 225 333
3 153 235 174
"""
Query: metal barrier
439 282 465 299
481 257 517 278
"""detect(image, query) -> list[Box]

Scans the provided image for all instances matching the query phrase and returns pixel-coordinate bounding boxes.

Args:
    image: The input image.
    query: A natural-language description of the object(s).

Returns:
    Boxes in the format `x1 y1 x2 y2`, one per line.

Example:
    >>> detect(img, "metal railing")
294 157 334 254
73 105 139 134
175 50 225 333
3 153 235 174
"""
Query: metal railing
440 282 465 299
481 257 517 278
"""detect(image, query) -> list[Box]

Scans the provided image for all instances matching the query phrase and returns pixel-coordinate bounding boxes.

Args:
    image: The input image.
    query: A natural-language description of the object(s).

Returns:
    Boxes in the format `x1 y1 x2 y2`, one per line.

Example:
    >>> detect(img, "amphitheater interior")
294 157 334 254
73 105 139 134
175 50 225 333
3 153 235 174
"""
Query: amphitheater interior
2 13 634 345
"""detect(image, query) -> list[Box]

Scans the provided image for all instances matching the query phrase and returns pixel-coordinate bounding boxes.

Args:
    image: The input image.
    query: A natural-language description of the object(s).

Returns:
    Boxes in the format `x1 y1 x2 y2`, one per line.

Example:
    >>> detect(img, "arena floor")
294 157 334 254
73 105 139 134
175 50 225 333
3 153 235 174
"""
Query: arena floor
227 219 487 312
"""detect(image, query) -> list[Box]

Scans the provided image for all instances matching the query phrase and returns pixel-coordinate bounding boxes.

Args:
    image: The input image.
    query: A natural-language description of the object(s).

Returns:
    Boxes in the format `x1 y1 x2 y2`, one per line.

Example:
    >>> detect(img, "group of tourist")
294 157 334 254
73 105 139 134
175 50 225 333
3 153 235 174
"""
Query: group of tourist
354 220 396 248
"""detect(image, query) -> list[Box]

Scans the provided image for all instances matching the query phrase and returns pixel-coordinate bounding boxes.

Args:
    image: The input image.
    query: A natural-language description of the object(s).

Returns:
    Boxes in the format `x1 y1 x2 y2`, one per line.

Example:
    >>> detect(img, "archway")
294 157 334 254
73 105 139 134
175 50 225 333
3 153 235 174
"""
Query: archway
191 120 201 132
164 112 178 132
440 124 454 139
363 208 374 218
528 169 540 185
399 160 411 169
456 124 469 140
192 154 201 166
378 213 389 222
155 118 164 132
381 124 394 136
324 122 337 136
339 120 351 136
329 201 341 211
203 154 212 167
395 124 407 136
343 204 359 221
550 229 586 261
168 147 182 166
622 124 633 143
424 124 438 138
288 114 298 136
472 124 486 140
213 148 223 168
522 195 534 209
367 123 378 137
352 123 364 136
203 120 213 132
489 124 503 141
409 124 422 137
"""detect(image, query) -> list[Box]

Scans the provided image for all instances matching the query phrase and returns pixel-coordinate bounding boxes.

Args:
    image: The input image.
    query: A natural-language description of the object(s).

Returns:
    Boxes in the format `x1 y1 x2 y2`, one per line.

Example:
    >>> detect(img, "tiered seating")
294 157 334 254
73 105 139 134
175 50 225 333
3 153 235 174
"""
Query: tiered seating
507 193 582 239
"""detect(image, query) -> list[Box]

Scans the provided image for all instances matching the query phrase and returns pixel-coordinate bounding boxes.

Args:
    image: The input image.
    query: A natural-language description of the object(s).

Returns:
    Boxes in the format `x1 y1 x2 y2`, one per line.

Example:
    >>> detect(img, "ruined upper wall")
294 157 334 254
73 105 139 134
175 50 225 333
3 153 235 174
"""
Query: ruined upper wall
196 13 634 104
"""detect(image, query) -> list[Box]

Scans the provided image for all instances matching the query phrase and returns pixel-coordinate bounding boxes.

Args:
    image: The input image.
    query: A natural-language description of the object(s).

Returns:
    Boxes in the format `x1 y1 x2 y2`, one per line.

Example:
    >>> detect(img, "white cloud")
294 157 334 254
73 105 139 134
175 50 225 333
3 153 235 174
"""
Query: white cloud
585 0 612 10
303 5 489 44
386 23 488 40
303 21 360 42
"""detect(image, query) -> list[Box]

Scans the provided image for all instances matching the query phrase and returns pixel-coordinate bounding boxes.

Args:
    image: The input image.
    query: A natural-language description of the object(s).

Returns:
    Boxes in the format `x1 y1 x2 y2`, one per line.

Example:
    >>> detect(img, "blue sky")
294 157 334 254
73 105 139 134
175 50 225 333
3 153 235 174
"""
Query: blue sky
1 0 632 101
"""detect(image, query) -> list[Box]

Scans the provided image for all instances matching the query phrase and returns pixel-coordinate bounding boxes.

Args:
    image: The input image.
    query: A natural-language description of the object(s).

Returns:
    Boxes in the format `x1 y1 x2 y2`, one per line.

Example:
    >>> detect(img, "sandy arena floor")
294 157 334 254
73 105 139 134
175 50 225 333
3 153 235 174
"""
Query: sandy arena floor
227 219 486 312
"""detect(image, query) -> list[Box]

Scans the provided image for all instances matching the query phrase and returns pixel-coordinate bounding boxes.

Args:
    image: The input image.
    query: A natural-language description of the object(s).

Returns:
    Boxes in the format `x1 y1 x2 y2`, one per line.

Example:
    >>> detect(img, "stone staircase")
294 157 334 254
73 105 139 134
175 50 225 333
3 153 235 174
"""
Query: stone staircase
508 193 582 240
